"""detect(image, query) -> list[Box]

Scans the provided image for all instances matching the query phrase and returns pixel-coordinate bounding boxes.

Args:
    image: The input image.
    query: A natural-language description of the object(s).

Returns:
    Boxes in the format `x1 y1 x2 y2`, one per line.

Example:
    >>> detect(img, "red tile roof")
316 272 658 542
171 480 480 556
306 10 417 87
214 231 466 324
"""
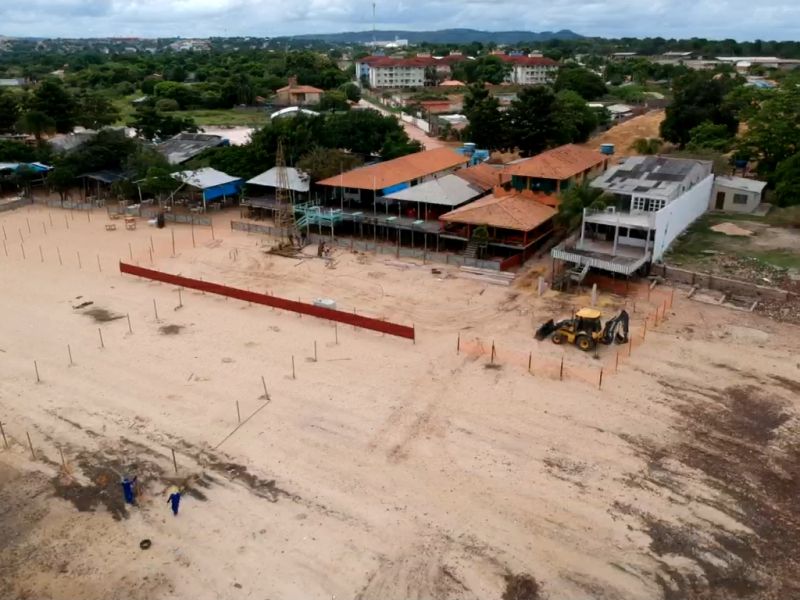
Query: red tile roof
498 55 559 67
277 83 323 94
440 188 556 231
454 163 510 191
316 148 468 191
503 144 607 181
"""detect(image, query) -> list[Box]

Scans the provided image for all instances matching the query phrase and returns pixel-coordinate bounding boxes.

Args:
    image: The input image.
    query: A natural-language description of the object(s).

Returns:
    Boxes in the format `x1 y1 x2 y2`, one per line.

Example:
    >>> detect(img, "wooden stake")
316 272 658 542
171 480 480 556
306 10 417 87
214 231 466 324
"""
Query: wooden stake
236 400 241 424
49 212 53 227
292 355 296 379
628 338 633 357
0 421 8 449
335 323 338 345
57 246 62 265
149 247 153 264
177 288 183 308
559 356 564 381
598 368 604 390
77 251 82 269
68 344 73 366
96 254 102 272
20 243 25 260
171 448 178 474
491 340 496 364
98 328 104 349
615 351 620 372
65 213 69 229
19 228 23 243
39 245 43 262
2 224 6 239
128 242 133 261
34 360 40 383
26 431 35 459
149 235 154 252
127 313 132 334
643 320 647 340
153 299 159 321
171 229 175 256
191 219 195 247
670 288 675 309
26 217 31 233
59 446 66 467
210 219 215 240
2 239 6 257
528 352 532 373
261 376 270 401
314 340 317 362
42 222 47 234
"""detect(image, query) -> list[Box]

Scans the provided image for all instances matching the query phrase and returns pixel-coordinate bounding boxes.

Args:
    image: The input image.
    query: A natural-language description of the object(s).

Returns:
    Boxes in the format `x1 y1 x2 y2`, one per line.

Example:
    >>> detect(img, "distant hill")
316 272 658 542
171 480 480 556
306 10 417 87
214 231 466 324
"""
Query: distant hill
290 29 583 45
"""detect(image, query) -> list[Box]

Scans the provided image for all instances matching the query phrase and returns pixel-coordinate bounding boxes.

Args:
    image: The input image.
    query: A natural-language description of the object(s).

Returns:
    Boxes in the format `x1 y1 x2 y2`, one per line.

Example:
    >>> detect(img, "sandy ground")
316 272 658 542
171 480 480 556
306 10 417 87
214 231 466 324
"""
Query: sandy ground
584 110 666 157
1 203 799 600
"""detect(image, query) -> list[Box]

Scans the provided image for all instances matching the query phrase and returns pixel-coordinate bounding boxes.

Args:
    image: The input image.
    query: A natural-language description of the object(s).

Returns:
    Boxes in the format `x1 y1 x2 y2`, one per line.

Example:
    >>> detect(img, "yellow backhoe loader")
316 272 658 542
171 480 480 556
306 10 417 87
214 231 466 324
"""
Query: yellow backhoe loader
534 308 629 352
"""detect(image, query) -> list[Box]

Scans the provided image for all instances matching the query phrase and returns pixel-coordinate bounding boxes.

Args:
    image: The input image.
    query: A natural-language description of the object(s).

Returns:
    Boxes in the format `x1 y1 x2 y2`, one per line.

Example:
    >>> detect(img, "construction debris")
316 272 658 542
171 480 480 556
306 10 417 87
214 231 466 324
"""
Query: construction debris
457 266 516 286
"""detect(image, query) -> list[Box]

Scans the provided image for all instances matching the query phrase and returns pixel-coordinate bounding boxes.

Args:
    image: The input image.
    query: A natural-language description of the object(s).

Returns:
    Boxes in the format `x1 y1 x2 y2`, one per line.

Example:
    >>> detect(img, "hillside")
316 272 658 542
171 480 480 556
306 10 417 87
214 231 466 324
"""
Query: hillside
289 28 583 44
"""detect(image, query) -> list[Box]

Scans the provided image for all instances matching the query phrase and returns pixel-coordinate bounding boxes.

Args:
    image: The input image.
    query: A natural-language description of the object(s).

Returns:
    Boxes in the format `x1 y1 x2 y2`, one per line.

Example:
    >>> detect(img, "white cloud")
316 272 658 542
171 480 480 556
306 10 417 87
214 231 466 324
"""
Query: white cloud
0 0 798 39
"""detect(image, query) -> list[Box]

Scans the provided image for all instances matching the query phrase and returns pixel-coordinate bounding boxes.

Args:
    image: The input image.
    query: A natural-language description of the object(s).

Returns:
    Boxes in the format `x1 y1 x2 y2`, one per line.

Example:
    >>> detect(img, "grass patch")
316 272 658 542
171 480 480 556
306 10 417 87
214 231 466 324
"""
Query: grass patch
172 109 267 127
749 250 800 270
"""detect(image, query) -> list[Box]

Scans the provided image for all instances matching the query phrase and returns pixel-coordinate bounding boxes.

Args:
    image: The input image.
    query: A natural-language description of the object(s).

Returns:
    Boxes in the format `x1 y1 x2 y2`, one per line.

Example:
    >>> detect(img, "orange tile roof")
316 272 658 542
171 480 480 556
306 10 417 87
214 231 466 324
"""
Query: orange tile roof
277 83 323 94
454 162 509 191
440 189 556 231
317 148 468 191
504 144 607 181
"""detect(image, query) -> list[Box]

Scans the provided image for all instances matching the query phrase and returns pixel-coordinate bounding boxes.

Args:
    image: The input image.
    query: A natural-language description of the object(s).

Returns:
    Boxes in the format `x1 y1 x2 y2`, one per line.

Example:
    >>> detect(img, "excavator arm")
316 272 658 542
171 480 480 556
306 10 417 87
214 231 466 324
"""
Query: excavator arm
600 310 629 345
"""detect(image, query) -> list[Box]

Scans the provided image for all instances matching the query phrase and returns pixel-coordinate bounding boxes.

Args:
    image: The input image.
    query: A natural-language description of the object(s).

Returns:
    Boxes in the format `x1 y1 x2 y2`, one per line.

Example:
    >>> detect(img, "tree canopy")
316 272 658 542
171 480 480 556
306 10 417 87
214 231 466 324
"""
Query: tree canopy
554 64 607 101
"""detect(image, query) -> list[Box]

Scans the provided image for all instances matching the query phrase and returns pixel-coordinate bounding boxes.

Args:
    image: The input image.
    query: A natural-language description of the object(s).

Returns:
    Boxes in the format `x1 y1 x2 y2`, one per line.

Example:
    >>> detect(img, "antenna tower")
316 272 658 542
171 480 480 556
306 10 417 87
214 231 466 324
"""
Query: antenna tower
274 139 295 237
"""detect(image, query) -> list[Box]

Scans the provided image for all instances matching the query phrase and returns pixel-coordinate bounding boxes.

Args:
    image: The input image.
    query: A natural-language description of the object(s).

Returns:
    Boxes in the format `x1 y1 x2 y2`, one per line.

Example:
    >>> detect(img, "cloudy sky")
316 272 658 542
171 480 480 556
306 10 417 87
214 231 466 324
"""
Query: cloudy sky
1 0 798 40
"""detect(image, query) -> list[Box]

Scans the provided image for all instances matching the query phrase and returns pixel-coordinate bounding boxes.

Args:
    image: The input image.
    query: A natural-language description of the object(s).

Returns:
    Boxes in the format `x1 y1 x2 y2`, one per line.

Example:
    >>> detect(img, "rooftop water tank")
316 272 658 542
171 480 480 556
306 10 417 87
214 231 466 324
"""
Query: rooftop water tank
600 143 615 155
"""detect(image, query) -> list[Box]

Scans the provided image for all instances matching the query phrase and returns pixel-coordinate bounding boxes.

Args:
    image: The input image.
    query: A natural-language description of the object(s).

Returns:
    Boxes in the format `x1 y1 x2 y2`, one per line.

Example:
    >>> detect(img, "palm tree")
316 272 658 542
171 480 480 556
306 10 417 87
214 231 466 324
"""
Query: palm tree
556 181 614 231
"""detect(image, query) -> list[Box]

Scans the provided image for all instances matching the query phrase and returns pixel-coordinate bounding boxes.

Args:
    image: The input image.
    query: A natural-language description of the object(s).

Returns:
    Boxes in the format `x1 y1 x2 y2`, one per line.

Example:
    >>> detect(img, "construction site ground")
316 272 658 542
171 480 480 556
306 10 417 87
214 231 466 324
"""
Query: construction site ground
584 110 666 156
1 203 799 600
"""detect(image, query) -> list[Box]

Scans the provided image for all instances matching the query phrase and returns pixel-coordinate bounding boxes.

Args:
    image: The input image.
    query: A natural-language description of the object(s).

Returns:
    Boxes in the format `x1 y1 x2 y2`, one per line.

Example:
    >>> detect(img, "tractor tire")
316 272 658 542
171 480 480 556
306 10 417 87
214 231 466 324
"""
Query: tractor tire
576 334 595 352
552 332 565 345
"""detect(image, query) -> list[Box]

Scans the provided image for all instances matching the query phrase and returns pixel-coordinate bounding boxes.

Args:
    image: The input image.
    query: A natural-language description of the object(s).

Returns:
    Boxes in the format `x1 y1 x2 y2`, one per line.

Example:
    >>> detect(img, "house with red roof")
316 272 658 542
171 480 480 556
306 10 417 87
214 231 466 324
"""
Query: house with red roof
275 76 323 106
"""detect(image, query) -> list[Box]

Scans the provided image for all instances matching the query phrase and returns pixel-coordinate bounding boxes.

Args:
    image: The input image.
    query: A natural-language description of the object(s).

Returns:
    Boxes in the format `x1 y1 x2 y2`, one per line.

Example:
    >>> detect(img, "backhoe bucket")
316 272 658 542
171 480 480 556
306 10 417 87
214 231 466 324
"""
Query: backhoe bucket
535 319 556 341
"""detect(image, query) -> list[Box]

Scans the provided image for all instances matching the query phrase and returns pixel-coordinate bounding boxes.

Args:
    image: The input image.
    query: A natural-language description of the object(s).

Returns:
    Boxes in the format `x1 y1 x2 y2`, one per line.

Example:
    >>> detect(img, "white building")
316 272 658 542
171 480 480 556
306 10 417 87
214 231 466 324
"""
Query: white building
551 156 714 276
711 176 767 213
500 55 559 85
362 57 426 89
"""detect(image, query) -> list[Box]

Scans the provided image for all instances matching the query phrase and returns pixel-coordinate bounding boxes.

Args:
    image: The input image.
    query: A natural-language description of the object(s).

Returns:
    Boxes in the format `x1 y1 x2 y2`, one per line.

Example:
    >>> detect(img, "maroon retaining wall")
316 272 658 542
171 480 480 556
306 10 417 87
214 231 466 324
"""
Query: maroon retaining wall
119 262 415 341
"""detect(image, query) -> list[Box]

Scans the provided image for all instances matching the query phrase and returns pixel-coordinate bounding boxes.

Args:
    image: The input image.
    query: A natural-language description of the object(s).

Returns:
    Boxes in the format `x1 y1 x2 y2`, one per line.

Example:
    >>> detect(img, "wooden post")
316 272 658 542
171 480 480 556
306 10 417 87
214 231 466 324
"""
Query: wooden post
291 355 296 379
34 360 40 383
65 213 69 229
615 351 620 372
178 288 183 308
457 332 460 354
642 320 647 340
171 448 178 474
19 228 23 243
26 431 35 460
628 338 633 357
96 254 102 272
2 239 6 257
491 341 496 364
2 224 6 240
59 446 66 468
662 299 668 321
670 288 675 309
236 400 241 424
191 217 196 248
149 247 153 264
68 344 73 366
98 328 104 349
77 251 82 269
559 356 564 381
335 323 338 345
39 245 43 262
171 229 175 256
153 299 159 321
49 212 53 227
598 368 604 390
57 247 62 265
128 242 133 261
261 376 270 401
20 244 25 260
210 219 215 240
26 217 31 233
149 235 154 252
528 352 532 374
0 421 7 449
127 313 132 334
314 340 318 362
42 222 47 235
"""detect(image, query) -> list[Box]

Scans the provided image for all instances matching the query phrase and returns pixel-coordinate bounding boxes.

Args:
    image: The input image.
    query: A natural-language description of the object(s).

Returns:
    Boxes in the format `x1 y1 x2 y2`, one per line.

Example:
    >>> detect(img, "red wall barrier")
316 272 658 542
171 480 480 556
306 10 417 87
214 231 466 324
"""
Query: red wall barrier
119 262 415 341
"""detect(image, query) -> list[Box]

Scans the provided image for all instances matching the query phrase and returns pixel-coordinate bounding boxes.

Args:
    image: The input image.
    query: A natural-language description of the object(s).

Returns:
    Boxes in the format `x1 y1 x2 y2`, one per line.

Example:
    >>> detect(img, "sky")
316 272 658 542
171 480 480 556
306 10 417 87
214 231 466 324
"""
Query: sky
0 0 798 41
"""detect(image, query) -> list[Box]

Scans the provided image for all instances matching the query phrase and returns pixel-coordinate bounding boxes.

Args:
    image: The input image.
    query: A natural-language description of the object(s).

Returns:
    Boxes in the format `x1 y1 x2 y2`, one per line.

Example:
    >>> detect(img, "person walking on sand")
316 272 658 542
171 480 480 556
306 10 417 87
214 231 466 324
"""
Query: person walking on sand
167 485 182 516
121 476 137 505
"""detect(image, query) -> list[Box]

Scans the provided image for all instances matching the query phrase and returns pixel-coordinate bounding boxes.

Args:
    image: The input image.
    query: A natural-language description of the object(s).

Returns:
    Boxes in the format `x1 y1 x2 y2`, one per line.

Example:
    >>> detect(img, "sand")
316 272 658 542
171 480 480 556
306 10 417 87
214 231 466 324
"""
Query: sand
1 201 799 600
584 110 666 157
710 222 755 237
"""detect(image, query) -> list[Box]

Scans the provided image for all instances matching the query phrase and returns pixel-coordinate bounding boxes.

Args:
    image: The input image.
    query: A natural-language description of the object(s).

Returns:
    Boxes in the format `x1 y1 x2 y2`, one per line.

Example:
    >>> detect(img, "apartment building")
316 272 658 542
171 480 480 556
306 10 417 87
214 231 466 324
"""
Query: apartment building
359 56 427 88
499 54 559 85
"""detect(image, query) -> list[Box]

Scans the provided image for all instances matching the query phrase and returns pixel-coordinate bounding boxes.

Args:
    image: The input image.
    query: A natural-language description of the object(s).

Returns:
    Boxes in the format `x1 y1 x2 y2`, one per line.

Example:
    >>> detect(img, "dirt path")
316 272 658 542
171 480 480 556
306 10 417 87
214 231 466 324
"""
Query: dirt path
584 110 666 157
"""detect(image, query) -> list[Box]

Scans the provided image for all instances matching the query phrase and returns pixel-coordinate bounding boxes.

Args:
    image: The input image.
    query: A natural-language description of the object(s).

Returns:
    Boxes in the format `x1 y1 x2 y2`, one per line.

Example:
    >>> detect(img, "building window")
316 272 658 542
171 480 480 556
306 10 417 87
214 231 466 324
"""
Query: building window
733 193 749 205
649 199 666 212
632 197 646 212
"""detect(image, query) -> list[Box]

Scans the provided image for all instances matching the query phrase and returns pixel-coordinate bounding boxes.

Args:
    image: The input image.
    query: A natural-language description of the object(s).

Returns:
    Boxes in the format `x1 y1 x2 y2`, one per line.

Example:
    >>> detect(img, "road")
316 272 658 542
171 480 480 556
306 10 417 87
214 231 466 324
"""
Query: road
358 98 445 150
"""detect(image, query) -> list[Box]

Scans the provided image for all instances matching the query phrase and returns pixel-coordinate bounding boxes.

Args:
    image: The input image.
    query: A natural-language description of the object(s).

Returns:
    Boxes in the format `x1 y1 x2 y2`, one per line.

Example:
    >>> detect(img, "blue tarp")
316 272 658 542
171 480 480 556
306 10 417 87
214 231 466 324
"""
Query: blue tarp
203 180 243 202
382 181 410 196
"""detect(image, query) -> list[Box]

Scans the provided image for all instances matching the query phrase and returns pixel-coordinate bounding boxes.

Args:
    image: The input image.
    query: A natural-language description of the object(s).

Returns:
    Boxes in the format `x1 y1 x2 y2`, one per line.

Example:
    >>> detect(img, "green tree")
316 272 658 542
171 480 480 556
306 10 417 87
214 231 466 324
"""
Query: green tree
297 147 363 181
0 139 36 162
736 87 800 178
380 130 423 160
140 167 177 204
29 79 77 133
16 110 56 141
660 71 740 148
317 91 350 112
556 181 612 230
128 104 197 141
339 82 361 103
773 152 800 207
553 90 598 144
631 138 663 154
506 87 560 156
75 92 120 130
463 84 507 150
0 90 20 134
554 64 607 101
47 166 77 202
455 56 511 85
687 120 734 152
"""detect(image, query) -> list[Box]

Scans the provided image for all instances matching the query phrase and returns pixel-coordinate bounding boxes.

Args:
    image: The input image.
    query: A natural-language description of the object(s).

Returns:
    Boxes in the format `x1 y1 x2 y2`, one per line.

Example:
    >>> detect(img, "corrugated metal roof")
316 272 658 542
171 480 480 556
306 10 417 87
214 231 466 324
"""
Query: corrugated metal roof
384 174 485 207
714 176 767 194
247 167 310 193
172 167 242 190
